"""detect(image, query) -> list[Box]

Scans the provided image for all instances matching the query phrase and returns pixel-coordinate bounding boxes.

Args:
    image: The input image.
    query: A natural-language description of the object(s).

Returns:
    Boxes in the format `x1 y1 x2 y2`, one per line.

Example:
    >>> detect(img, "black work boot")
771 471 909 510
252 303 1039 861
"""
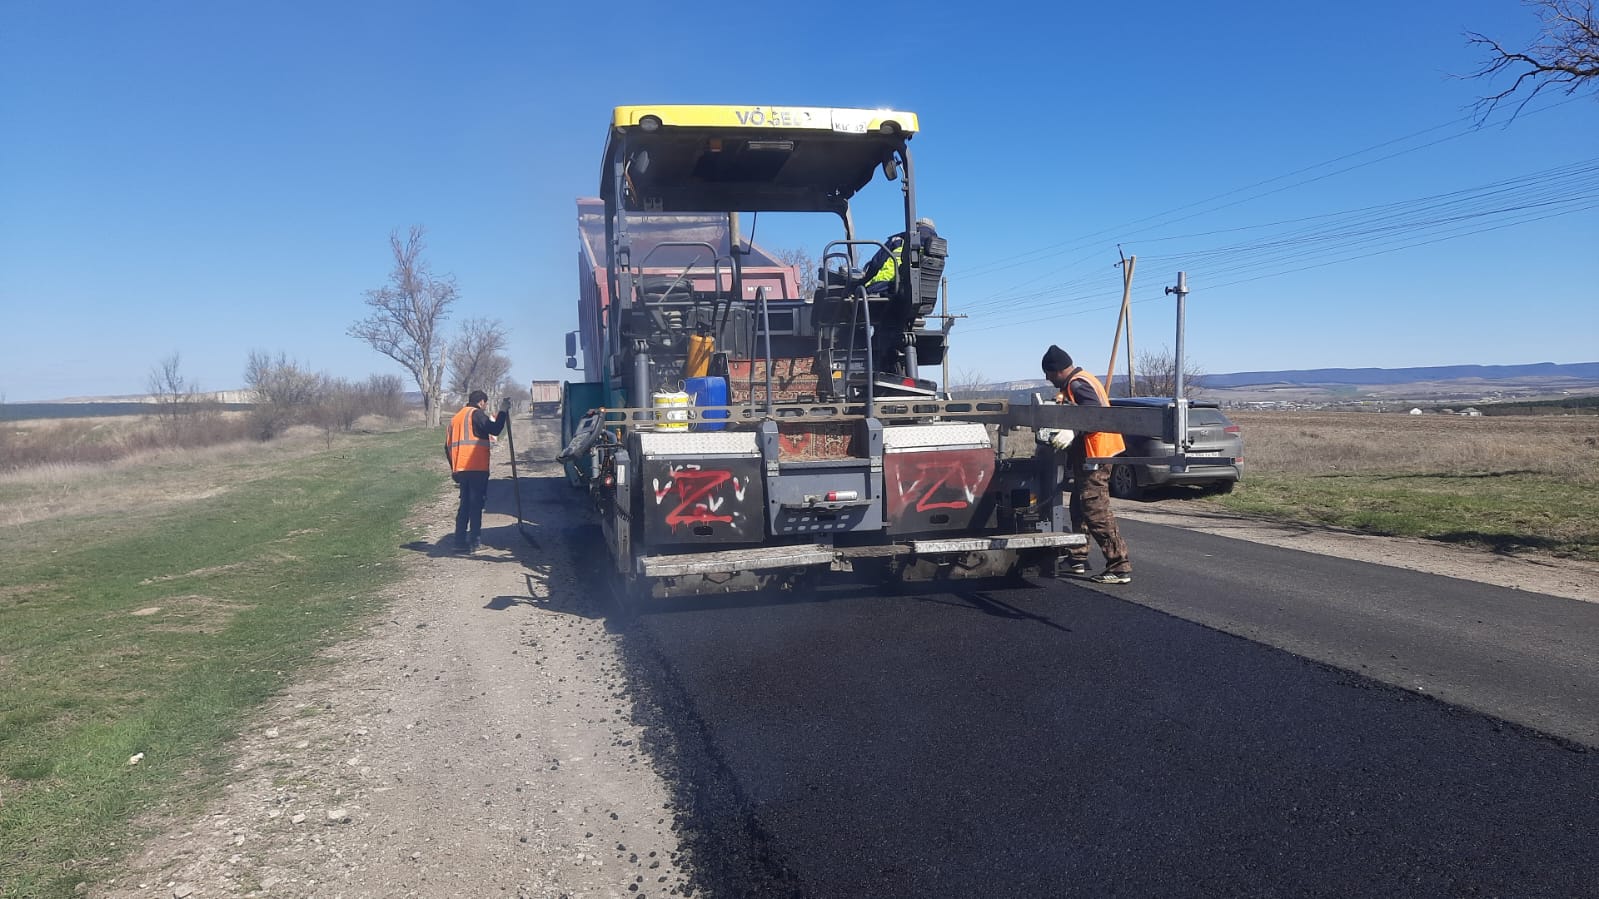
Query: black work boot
1057 558 1089 577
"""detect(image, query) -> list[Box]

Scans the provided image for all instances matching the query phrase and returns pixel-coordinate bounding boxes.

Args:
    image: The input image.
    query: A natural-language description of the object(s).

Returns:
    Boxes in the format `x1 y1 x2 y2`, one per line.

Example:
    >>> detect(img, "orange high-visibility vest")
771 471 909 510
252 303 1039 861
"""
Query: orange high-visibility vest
1059 368 1126 460
446 406 490 472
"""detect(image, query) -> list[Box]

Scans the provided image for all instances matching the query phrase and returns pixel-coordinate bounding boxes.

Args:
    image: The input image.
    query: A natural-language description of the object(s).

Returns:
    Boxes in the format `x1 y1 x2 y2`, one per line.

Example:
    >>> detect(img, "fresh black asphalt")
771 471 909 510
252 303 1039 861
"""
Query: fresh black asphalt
1113 519 1599 747
602 524 1599 899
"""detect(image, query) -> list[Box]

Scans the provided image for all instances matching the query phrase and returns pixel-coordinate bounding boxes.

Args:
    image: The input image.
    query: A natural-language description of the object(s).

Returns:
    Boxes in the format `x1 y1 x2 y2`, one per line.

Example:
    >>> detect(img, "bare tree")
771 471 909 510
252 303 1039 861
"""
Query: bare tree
774 247 821 298
361 373 408 419
349 226 457 426
245 350 328 439
446 318 512 403
1132 347 1207 398
497 377 528 413
949 367 991 399
313 378 365 446
245 351 326 408
146 352 197 420
1467 0 1599 118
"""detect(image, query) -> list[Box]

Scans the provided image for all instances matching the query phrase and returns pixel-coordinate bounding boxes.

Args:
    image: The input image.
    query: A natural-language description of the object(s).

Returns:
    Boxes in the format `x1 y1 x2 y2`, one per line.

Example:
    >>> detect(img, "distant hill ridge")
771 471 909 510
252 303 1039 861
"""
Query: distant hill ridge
1201 362 1599 388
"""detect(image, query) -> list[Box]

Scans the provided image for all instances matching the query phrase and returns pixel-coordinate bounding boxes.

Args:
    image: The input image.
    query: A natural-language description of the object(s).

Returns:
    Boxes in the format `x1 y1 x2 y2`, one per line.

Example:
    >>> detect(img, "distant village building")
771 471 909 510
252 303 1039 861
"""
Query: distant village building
1460 407 1482 417
1409 408 1423 415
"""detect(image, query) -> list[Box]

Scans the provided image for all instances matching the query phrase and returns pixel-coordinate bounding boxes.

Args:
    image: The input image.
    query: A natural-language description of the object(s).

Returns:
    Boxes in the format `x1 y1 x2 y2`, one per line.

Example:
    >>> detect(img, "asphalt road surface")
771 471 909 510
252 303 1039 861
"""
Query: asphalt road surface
605 522 1599 899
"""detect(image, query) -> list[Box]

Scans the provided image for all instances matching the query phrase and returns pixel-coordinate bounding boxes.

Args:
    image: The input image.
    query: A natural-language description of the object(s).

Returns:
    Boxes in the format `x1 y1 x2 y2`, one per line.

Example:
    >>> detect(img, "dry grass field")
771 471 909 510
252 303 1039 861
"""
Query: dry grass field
1217 411 1599 561
0 412 255 472
0 425 330 531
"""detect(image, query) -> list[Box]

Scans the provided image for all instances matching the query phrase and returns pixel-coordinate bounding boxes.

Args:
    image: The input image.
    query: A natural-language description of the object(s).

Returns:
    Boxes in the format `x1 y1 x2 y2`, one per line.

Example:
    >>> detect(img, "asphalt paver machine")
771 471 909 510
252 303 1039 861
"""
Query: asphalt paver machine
559 105 1175 601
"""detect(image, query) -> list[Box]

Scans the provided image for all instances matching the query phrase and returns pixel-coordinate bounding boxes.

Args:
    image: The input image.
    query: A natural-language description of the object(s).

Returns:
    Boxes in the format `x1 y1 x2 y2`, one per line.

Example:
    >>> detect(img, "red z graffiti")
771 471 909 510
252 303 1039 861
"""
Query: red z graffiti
655 468 741 529
887 452 992 520
900 460 978 512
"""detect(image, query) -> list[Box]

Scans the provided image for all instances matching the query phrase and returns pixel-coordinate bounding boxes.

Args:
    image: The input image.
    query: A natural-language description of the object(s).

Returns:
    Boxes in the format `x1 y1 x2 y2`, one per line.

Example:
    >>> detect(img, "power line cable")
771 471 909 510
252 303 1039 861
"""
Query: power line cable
958 157 1598 322
951 96 1586 291
960 199 1598 335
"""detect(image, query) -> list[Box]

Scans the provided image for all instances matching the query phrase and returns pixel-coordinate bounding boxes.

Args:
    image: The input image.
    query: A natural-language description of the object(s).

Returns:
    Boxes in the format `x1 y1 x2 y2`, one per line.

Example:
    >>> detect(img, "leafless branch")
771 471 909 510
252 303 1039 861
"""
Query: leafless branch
949 367 991 399
146 352 197 419
1133 348 1207 398
773 247 821 297
348 226 458 425
1465 0 1599 121
446 318 513 403
244 351 328 439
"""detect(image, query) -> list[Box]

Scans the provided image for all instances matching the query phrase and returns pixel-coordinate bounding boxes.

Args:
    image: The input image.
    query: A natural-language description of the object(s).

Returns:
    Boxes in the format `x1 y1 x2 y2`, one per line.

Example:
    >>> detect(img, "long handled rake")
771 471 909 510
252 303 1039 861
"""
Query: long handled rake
502 413 542 549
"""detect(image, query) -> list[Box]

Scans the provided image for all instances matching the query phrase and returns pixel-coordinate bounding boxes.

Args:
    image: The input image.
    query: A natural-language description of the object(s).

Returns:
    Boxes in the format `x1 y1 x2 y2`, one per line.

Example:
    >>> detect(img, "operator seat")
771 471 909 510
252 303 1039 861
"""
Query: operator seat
909 235 947 320
872 234 948 375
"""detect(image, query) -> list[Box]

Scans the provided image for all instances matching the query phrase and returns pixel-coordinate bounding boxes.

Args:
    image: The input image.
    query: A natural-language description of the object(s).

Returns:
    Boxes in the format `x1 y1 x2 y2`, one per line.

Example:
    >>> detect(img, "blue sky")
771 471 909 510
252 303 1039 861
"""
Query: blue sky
2 1 1595 401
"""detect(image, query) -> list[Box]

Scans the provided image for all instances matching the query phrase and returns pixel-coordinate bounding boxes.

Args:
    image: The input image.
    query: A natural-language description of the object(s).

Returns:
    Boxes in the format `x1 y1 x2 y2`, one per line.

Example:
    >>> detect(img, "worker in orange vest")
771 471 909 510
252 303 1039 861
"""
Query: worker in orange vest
1042 344 1132 584
446 389 509 553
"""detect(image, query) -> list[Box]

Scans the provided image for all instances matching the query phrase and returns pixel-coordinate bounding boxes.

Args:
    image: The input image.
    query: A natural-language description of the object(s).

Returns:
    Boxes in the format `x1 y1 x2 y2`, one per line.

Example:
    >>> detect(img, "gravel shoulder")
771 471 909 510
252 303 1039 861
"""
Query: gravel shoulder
97 418 687 899
94 425 1597 898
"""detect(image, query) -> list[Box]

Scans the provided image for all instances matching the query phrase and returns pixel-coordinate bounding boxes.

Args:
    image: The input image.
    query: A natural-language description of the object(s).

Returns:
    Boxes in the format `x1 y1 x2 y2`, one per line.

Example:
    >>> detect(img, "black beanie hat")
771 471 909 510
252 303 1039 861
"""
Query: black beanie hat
1041 345 1072 372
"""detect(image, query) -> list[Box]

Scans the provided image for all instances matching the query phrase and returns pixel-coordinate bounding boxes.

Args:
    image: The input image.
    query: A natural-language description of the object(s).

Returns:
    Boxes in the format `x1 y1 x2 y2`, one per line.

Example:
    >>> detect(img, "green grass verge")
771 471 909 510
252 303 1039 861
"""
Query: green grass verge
1213 470 1599 561
0 427 445 898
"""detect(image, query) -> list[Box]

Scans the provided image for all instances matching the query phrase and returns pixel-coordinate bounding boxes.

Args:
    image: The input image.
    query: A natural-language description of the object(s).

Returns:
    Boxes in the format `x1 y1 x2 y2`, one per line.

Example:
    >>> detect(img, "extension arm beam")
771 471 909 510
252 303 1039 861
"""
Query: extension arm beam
1003 403 1171 441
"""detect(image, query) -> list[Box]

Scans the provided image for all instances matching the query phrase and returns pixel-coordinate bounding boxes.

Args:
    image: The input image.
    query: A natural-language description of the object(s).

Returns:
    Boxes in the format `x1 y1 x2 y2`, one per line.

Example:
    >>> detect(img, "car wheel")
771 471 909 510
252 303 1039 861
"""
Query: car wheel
1206 479 1236 495
1109 464 1143 500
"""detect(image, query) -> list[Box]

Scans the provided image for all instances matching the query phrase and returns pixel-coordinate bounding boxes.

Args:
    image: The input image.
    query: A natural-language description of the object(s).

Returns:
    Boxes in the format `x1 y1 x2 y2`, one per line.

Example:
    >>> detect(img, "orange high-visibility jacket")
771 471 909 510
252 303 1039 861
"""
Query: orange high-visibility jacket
446 406 491 472
1059 368 1126 461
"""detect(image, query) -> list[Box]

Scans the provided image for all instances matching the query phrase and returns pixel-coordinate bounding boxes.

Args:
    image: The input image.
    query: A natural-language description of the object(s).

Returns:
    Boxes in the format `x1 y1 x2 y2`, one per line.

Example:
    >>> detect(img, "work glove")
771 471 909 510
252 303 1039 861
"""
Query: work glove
1037 428 1075 450
498 397 512 413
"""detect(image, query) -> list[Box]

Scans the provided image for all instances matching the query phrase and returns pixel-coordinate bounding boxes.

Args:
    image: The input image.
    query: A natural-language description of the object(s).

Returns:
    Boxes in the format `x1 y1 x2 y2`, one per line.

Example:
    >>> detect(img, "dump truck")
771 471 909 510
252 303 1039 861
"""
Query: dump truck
558 104 1190 601
529 380 562 418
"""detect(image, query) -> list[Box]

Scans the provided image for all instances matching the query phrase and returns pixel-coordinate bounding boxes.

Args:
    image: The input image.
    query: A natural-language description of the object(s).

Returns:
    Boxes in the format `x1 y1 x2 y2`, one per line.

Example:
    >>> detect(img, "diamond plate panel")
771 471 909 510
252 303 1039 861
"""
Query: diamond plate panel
881 422 990 452
638 431 760 457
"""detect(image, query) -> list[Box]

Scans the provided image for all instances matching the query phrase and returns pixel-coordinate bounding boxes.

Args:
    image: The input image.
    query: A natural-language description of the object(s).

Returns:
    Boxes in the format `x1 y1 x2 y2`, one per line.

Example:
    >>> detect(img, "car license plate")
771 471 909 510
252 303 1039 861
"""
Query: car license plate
1186 450 1222 457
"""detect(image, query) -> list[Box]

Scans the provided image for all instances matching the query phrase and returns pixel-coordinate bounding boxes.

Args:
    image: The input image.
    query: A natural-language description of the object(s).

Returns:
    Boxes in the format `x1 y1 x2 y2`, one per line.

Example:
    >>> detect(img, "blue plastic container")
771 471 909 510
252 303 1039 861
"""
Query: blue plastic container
684 376 729 431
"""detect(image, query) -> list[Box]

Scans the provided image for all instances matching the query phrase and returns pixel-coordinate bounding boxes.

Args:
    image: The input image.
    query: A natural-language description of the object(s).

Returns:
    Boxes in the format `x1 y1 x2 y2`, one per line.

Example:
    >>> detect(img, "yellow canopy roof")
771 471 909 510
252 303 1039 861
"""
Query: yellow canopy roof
612 105 918 135
601 105 921 213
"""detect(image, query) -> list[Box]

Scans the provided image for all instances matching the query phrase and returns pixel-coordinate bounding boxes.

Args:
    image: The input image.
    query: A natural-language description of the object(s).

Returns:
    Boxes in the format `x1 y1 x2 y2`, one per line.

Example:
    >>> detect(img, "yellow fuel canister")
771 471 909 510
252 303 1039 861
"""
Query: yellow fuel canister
652 391 691 431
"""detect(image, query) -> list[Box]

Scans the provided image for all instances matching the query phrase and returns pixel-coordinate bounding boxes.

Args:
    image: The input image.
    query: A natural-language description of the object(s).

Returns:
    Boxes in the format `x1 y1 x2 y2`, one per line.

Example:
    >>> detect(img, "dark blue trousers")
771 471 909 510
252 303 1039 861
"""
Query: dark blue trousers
453 470 489 545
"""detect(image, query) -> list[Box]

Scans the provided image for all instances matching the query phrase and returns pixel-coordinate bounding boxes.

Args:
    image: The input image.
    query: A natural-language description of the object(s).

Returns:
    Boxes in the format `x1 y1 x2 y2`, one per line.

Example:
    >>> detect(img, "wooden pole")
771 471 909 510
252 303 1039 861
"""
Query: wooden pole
1105 254 1136 394
1124 272 1136 395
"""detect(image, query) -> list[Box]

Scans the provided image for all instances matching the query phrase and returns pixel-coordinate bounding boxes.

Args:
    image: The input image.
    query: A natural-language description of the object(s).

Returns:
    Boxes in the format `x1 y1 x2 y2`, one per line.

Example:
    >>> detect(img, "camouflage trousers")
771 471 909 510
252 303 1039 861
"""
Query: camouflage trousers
1066 464 1131 574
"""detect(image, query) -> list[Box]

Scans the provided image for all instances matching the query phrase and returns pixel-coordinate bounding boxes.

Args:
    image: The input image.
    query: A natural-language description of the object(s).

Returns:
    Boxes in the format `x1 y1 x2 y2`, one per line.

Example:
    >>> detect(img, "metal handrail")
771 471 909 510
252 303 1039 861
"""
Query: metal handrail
633 241 730 339
821 239 891 411
756 286 774 416
592 397 1011 426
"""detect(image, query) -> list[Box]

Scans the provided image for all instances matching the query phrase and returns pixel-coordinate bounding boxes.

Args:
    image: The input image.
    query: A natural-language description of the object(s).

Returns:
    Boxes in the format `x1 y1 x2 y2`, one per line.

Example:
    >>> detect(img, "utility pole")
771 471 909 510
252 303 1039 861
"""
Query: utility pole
933 275 967 393
1105 249 1136 396
941 276 951 389
1165 271 1190 451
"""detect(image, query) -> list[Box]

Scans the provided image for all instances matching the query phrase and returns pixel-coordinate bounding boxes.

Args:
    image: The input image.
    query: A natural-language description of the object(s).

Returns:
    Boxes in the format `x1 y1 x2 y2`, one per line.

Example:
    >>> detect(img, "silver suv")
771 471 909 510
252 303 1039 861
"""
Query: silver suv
1106 398 1244 499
